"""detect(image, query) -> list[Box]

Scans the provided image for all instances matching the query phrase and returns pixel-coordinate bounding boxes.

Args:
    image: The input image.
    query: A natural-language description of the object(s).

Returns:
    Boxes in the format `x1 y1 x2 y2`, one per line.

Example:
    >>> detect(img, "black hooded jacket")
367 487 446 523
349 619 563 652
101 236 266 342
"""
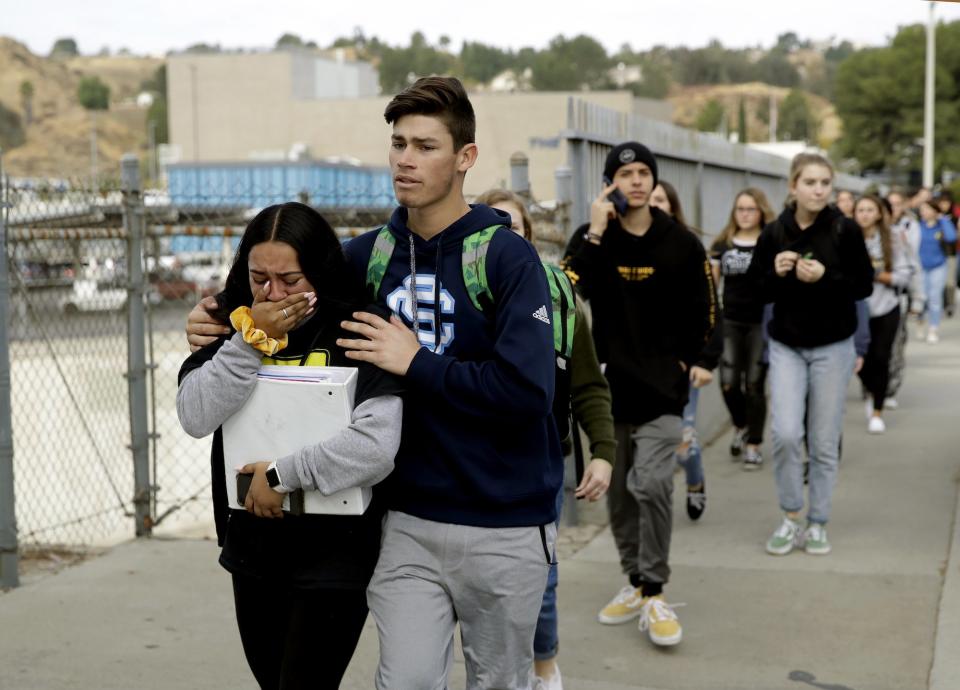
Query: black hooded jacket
747 205 874 348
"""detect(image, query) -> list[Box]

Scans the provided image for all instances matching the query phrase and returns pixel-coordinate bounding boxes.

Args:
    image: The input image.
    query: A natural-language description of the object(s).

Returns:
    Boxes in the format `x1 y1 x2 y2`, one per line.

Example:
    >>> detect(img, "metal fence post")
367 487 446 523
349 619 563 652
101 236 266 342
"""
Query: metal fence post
509 151 530 198
121 154 152 537
0 149 19 587
554 165 573 240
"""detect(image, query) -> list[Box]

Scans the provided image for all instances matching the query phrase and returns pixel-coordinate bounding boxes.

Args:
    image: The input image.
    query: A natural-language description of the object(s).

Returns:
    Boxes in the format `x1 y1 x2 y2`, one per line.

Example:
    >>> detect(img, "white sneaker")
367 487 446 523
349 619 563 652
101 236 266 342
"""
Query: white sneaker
864 399 874 421
868 415 886 434
766 516 803 555
885 397 899 410
532 666 563 690
803 523 831 555
927 329 940 344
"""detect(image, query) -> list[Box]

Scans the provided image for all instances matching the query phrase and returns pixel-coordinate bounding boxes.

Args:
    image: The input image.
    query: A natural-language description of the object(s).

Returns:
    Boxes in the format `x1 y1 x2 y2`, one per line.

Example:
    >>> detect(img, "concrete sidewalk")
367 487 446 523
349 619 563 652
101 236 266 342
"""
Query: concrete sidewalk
2 318 959 690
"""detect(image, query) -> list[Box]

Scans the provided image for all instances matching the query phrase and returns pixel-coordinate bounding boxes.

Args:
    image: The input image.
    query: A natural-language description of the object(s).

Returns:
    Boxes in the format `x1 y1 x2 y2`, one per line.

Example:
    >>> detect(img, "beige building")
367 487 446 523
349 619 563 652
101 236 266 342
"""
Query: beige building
167 52 672 200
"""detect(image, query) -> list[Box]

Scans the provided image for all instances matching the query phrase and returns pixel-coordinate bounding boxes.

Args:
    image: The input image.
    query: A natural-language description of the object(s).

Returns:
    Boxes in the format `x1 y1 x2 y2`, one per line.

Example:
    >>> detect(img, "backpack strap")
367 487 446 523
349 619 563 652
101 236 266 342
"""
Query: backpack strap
543 262 575 359
365 226 395 300
461 225 501 313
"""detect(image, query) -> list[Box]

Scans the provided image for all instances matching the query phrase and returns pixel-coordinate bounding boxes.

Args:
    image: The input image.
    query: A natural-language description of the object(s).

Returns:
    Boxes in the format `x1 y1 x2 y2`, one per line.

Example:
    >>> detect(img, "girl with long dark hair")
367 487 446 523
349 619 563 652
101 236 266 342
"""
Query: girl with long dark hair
710 188 776 469
853 195 912 433
176 202 403 689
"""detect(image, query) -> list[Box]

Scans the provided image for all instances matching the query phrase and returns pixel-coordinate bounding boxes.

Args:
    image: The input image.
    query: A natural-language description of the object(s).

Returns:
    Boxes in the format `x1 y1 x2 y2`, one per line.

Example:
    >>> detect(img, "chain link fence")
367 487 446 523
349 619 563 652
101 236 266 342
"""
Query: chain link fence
5 155 536 586
3 178 135 552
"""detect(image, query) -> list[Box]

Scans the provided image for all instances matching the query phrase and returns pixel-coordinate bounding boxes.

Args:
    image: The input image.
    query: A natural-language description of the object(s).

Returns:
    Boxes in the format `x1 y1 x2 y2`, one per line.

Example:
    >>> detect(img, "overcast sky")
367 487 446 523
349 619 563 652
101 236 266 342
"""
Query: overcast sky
7 0 960 57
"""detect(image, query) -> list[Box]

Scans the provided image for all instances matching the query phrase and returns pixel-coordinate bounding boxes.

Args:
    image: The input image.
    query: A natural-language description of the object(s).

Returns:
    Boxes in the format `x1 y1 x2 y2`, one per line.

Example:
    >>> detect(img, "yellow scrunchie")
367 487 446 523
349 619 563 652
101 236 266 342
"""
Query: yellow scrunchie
230 306 288 356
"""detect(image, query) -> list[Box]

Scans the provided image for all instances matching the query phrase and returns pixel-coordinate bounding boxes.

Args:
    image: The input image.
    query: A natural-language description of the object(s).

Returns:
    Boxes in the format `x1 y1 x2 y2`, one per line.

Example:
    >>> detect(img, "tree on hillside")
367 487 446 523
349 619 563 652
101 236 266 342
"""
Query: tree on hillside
50 38 79 58
755 52 800 87
78 77 110 182
531 34 610 90
142 66 169 145
377 32 457 94
0 103 25 150
696 99 725 132
19 81 34 126
777 89 815 141
78 77 110 111
184 43 221 54
672 41 758 85
460 41 514 84
276 33 304 49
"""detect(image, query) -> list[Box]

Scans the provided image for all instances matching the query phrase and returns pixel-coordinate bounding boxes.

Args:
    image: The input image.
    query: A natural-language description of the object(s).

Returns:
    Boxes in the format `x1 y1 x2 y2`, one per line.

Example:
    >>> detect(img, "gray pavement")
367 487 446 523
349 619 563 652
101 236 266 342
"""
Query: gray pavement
2 317 959 690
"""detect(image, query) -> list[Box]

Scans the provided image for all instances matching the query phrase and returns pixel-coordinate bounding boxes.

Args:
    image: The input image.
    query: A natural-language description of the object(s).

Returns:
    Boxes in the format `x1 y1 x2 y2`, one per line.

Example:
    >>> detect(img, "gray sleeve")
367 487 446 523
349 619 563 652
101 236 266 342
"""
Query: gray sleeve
888 233 912 290
275 394 402 495
176 333 262 438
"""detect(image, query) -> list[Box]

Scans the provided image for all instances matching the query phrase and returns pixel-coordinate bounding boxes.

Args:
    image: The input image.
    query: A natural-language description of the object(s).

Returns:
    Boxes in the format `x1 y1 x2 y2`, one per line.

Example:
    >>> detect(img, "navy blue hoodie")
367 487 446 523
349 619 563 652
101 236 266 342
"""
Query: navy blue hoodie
345 204 562 527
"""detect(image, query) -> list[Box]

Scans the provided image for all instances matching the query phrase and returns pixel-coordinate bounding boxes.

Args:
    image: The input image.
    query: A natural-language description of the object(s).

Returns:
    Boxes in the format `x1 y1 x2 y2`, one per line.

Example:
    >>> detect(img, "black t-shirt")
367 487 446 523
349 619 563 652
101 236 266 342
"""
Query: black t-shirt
710 237 763 324
178 304 403 589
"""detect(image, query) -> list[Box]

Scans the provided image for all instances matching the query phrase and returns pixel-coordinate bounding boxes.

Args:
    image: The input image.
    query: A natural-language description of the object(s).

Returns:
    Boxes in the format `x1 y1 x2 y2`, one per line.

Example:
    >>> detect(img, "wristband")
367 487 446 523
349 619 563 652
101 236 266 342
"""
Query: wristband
584 232 603 244
230 306 288 356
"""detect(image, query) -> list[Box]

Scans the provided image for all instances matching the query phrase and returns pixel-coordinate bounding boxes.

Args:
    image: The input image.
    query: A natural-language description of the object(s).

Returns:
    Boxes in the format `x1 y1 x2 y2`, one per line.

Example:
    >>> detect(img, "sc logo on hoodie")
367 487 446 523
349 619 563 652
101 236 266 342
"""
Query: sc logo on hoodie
387 274 456 354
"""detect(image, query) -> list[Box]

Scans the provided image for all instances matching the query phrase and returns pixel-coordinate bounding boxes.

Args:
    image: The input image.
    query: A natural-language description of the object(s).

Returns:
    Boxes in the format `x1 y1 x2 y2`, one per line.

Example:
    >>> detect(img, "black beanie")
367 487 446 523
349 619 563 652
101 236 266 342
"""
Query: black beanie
604 142 658 188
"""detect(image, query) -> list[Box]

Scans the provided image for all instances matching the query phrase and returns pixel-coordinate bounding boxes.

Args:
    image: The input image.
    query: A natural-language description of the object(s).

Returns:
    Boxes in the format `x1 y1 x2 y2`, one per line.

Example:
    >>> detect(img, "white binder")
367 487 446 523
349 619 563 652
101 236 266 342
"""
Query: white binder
221 365 371 515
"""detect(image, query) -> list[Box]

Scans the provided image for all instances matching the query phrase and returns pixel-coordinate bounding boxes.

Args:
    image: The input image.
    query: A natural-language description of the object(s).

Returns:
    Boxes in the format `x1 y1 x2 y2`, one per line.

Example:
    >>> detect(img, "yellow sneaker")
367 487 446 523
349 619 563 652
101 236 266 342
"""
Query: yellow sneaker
597 585 644 624
639 594 683 646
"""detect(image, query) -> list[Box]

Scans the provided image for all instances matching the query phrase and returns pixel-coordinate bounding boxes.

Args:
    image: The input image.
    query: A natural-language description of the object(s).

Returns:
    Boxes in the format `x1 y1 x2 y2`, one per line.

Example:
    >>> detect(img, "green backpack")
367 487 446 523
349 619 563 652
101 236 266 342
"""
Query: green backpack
364 225 575 359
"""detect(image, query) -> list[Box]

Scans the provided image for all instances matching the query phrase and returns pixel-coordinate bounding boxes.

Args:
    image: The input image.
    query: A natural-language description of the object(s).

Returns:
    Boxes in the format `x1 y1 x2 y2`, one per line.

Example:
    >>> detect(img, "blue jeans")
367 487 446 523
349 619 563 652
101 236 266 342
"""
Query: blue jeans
675 384 704 487
769 337 855 524
534 488 564 660
923 263 948 328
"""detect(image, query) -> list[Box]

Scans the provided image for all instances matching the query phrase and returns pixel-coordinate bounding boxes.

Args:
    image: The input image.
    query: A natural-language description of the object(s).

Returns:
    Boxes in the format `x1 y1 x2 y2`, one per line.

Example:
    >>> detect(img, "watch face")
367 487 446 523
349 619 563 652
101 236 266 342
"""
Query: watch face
266 467 280 488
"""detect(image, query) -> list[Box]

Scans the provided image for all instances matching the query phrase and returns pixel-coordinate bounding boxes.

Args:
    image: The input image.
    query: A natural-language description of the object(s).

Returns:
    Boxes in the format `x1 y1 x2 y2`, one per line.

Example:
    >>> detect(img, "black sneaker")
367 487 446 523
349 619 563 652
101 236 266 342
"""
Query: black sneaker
730 428 747 458
686 483 706 521
743 447 763 471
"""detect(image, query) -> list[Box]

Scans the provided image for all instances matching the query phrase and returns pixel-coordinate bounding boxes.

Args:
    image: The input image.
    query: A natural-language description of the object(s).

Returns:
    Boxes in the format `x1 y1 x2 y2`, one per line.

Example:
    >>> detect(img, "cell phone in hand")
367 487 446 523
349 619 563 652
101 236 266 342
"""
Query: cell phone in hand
603 176 629 216
237 472 252 506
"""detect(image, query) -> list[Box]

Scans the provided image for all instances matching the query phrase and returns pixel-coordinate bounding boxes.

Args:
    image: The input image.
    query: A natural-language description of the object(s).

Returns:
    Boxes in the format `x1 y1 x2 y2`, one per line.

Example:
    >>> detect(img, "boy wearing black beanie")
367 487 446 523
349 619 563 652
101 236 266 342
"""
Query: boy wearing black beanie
562 141 716 647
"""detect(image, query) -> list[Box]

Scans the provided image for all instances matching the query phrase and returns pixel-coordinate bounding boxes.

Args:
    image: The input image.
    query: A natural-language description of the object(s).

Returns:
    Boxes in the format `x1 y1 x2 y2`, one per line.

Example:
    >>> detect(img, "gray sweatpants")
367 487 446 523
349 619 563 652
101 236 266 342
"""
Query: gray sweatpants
367 510 556 690
608 416 682 584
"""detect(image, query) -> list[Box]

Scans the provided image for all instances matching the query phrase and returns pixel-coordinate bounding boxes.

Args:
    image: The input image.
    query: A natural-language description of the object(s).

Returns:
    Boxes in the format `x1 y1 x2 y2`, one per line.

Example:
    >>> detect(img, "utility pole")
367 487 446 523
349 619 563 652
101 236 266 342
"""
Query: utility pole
923 1 937 188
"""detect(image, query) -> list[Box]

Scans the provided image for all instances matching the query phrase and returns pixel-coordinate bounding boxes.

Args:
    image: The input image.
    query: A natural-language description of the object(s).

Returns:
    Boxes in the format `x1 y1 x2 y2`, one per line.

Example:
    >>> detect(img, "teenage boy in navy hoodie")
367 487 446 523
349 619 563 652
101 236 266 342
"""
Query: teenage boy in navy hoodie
185 77 560 688
338 77 561 689
563 142 715 648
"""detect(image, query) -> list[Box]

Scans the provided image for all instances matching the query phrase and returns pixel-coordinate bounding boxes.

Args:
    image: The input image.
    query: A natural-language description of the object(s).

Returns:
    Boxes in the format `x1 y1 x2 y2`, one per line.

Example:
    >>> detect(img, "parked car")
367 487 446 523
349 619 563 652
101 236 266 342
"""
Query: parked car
61 280 127 314
147 270 220 304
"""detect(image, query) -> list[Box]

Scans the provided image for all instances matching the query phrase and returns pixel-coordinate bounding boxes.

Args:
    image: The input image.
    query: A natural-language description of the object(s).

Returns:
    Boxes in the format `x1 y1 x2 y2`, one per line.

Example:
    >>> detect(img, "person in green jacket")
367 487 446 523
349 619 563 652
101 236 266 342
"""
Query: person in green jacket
476 188 615 690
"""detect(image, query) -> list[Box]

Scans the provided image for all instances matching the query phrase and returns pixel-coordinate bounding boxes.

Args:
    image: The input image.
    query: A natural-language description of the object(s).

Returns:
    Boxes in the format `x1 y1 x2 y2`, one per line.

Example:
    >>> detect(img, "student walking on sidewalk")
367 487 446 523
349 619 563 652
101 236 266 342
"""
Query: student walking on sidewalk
853 195 912 434
885 191 924 407
747 153 873 557
649 180 721 521
710 188 776 470
917 199 958 344
477 188 616 690
563 142 716 646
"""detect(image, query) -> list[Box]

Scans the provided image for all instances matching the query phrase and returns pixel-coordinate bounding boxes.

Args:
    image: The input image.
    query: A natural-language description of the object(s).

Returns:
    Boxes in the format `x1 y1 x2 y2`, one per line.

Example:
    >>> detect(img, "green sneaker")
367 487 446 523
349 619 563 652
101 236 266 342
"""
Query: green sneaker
766 516 802 555
804 523 831 555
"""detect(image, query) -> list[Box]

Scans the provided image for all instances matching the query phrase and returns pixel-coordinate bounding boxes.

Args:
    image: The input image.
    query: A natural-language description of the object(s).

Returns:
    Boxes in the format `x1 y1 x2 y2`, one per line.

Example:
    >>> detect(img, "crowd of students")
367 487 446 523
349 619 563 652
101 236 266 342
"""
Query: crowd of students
175 75 956 689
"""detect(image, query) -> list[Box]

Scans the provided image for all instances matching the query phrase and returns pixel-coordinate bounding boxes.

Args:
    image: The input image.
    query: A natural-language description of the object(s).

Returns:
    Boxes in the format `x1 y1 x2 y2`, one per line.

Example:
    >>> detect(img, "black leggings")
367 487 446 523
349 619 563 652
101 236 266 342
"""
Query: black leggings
719 319 768 445
858 307 901 412
232 573 369 690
